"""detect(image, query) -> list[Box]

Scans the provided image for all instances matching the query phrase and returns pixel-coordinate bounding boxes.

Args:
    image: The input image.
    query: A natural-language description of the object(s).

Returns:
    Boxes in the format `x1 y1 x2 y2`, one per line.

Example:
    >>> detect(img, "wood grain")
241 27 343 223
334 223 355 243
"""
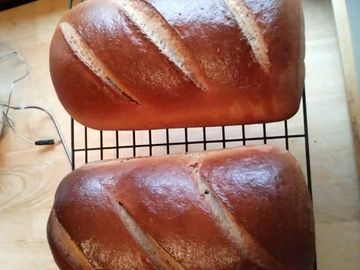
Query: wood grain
331 0 360 181
0 0 359 269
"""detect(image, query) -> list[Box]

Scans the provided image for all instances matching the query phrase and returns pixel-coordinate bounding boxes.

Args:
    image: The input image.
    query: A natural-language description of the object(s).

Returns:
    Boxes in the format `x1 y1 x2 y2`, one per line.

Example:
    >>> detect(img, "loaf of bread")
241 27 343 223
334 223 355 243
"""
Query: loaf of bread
50 0 305 130
47 145 315 270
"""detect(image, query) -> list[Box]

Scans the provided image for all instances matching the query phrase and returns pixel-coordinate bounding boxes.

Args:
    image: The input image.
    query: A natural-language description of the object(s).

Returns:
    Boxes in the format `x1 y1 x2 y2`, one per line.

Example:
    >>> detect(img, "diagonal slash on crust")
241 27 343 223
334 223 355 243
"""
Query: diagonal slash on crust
188 154 285 270
223 0 271 73
59 22 139 104
113 0 211 92
48 209 98 270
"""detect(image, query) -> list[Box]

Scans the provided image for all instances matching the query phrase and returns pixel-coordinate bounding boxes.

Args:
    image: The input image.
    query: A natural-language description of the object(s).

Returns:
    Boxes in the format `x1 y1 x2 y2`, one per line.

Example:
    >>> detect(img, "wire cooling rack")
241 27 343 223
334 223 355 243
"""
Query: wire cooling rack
70 92 316 267
70 90 313 196
68 1 316 269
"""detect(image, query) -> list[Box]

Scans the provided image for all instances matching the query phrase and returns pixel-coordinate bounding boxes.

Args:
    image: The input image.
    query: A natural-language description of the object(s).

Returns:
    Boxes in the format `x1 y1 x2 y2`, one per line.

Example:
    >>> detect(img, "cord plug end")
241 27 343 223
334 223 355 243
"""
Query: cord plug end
35 139 56 146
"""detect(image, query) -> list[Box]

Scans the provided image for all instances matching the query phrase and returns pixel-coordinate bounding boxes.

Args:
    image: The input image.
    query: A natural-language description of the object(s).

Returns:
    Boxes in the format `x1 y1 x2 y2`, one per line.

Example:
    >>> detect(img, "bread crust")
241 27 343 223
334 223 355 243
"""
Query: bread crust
50 0 304 130
48 145 315 269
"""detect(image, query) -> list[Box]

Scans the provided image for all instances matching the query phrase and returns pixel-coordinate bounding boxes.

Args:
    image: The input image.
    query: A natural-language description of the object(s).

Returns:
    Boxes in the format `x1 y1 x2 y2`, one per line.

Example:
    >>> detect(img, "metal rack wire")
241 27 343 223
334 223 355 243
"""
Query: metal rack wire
70 92 316 268
70 90 313 199
68 1 316 269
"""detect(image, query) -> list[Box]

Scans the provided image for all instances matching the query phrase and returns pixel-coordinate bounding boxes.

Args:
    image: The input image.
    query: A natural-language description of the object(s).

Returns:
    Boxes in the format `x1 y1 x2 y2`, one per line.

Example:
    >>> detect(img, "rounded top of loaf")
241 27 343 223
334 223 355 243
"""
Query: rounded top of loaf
48 145 315 270
50 0 304 129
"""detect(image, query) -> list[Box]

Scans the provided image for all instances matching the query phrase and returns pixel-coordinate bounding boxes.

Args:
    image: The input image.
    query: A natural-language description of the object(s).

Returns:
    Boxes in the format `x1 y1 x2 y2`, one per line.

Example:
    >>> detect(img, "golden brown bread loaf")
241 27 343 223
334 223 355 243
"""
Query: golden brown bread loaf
47 145 315 270
50 0 305 130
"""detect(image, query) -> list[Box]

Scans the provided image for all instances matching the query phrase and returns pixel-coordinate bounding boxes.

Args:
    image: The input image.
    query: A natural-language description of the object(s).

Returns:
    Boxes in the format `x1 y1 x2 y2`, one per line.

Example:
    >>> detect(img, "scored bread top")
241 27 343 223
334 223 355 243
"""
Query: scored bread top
50 0 304 130
48 145 315 270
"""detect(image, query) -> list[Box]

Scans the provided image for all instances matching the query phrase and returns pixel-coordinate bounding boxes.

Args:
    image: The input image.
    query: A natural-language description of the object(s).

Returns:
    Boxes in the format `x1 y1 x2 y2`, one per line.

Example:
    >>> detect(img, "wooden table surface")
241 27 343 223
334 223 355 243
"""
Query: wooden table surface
0 0 359 269
331 0 360 179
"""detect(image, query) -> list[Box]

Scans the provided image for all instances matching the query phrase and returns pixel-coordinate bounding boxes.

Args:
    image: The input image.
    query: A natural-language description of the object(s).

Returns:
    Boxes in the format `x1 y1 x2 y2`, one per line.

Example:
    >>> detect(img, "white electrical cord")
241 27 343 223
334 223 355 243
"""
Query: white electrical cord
0 107 3 135
0 49 72 164
0 51 29 115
